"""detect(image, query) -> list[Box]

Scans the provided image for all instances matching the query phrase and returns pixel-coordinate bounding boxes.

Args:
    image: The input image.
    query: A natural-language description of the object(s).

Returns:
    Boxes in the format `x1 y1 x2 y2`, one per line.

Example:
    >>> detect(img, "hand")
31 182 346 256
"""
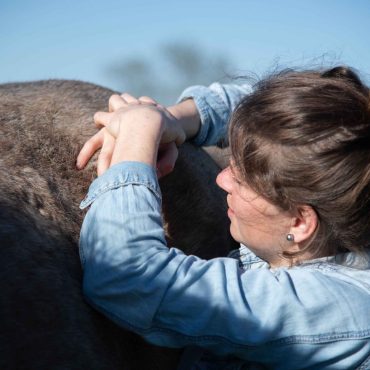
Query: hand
77 94 185 177
77 127 115 176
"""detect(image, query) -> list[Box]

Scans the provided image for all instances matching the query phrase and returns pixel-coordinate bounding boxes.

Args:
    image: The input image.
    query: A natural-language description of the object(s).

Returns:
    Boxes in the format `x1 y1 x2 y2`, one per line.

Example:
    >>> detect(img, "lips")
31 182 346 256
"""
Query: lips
227 207 234 217
227 196 233 213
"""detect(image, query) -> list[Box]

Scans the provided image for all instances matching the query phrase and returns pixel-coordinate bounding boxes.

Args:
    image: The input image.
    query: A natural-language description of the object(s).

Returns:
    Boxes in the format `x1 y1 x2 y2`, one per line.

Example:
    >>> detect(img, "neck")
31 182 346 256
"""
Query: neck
268 245 318 269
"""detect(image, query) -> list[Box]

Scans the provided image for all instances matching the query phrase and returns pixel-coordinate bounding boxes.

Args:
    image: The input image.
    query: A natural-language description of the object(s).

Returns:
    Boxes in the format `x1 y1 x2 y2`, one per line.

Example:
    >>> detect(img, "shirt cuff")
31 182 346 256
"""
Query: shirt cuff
177 85 224 147
79 161 161 209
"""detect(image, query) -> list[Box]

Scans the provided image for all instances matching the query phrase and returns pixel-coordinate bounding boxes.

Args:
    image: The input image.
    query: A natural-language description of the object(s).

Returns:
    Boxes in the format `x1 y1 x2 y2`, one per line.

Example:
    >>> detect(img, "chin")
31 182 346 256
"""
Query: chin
229 228 241 245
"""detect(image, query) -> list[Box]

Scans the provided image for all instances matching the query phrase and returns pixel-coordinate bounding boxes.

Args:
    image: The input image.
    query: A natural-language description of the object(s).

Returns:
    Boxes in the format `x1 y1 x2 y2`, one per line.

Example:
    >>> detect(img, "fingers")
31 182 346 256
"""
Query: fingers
76 129 105 169
157 142 178 178
77 128 116 175
174 129 186 147
108 93 142 113
97 131 115 176
94 111 111 128
109 93 158 113
138 96 157 104
109 94 127 112
120 93 140 104
121 93 158 105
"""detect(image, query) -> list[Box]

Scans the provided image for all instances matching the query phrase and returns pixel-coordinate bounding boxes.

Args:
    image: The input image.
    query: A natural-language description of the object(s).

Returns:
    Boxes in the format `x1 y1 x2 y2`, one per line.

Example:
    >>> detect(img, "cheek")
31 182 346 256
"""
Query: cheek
232 202 260 227
232 200 277 236
229 206 266 245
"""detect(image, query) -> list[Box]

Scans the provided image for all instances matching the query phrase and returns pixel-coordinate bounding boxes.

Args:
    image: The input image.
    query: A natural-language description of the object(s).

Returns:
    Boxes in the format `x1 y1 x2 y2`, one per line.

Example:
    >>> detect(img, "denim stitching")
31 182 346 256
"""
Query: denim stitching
80 180 161 209
84 296 370 349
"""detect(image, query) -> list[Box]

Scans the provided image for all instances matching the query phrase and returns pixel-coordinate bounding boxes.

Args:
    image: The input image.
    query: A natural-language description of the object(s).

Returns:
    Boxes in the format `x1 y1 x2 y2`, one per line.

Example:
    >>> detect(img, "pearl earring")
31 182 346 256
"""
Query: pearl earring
286 233 295 242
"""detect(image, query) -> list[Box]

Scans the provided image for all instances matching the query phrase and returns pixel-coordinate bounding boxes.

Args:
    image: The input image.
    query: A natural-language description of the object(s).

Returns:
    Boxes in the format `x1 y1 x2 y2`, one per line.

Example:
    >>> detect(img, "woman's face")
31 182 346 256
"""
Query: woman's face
216 163 293 266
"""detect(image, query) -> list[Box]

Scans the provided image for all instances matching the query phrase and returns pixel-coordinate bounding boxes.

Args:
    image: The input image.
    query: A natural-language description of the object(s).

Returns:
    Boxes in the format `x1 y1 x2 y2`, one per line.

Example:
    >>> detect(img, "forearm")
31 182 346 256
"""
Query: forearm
80 162 173 328
167 99 201 141
175 83 252 146
108 108 164 168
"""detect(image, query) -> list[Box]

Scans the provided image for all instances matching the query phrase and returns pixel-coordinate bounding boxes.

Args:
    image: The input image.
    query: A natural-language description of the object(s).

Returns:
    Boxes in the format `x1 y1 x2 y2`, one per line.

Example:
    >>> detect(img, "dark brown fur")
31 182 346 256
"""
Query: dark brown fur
0 80 237 369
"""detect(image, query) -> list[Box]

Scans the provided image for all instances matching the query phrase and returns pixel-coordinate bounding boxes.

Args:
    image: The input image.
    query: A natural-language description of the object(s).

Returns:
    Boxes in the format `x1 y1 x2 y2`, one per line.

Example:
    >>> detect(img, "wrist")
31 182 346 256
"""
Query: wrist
167 99 200 141
111 133 160 168
111 115 163 167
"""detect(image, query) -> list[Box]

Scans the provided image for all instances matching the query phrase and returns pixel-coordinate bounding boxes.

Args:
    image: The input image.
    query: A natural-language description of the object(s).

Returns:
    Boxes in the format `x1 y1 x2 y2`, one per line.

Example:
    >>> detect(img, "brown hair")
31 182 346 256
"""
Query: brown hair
229 66 370 259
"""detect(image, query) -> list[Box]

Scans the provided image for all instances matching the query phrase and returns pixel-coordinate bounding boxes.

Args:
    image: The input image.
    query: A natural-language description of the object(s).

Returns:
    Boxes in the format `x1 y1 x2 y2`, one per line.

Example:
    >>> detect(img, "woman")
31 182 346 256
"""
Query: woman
77 66 370 369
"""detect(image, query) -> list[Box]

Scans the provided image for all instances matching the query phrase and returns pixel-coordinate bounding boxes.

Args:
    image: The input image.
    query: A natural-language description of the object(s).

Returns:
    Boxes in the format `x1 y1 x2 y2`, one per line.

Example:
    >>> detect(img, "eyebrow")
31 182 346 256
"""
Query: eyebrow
229 161 243 185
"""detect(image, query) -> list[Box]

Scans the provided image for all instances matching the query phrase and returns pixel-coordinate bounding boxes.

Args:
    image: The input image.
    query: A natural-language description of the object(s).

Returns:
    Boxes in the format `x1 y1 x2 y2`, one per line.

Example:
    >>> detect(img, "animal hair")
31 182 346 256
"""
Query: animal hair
0 80 236 369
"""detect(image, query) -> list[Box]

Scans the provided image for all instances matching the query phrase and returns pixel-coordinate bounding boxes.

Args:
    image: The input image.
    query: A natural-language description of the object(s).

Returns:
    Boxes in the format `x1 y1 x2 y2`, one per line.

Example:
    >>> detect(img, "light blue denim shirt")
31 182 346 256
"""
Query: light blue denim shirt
177 82 252 146
80 84 370 369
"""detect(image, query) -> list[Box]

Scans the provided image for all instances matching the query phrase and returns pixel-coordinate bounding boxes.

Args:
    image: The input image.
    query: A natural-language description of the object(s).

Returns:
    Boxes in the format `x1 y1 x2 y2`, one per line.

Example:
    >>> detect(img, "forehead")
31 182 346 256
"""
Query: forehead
229 158 241 176
229 161 258 199
229 159 250 189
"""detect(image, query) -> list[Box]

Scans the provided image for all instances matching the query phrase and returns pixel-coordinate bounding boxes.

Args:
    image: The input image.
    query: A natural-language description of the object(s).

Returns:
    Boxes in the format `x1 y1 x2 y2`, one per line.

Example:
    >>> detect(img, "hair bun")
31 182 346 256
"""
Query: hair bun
322 66 365 90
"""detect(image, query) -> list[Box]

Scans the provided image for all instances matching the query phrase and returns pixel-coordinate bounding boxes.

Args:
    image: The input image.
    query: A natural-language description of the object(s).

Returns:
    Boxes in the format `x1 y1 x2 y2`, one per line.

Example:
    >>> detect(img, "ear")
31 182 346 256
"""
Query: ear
289 205 318 244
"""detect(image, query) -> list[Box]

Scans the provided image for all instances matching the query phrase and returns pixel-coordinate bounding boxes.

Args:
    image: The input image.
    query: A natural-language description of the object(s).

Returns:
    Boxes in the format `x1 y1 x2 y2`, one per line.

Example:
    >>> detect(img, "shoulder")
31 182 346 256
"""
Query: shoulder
276 262 370 333
236 262 370 341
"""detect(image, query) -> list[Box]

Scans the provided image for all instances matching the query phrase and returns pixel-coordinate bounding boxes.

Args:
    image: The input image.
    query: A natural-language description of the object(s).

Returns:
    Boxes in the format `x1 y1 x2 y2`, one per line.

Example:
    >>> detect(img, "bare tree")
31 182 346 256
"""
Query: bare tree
105 41 236 104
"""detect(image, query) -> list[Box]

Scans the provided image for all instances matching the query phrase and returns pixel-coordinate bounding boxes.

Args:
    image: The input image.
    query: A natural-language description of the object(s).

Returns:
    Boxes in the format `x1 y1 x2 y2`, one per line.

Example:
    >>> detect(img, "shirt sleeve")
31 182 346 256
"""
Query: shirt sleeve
177 83 252 147
79 162 370 365
79 161 277 354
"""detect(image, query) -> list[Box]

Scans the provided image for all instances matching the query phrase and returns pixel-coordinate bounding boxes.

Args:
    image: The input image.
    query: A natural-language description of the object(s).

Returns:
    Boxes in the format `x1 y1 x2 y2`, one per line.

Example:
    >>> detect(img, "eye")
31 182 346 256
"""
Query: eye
231 173 242 185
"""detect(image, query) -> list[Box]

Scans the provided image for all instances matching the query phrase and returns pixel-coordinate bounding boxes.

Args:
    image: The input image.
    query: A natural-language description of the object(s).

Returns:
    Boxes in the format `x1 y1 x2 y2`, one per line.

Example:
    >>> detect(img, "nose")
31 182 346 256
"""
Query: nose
216 166 233 193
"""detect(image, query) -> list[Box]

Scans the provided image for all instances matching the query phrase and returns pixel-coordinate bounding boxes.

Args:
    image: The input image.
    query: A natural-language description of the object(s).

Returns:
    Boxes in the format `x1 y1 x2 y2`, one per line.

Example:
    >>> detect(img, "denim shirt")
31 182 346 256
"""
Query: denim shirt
80 83 370 369
177 82 252 146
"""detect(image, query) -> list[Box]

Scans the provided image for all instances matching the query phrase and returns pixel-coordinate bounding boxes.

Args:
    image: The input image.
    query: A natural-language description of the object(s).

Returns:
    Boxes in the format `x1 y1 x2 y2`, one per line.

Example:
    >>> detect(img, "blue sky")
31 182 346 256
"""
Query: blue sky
1 0 370 96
